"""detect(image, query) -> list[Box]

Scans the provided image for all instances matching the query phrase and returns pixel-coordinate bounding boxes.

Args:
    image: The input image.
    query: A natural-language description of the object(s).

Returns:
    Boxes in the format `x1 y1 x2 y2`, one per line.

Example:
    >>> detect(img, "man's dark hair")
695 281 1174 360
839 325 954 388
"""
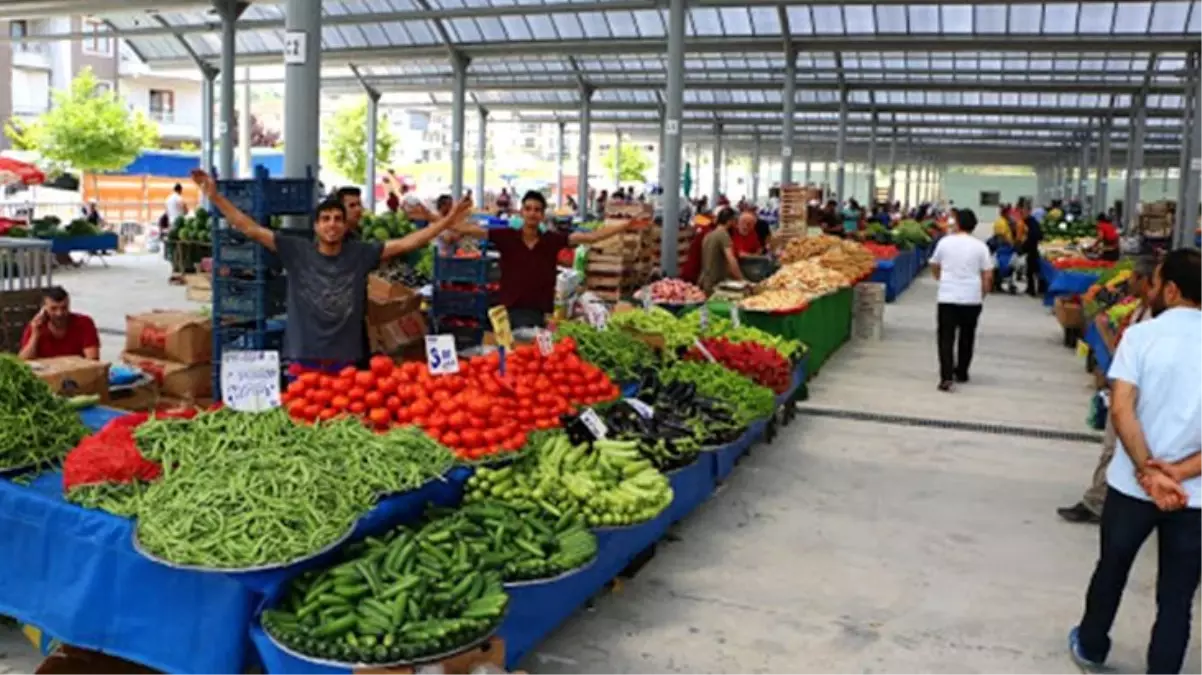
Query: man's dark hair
1158 248 1201 305
954 208 979 233
43 286 68 303
173 183 182 193
335 186 361 202
716 208 737 226
1130 254 1157 279
436 194 453 209
315 198 347 219
521 190 547 209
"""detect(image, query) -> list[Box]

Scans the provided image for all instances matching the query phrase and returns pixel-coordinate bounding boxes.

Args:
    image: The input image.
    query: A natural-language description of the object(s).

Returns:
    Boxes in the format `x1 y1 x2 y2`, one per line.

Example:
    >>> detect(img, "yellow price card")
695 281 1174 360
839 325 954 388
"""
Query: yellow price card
488 305 513 349
1076 339 1090 359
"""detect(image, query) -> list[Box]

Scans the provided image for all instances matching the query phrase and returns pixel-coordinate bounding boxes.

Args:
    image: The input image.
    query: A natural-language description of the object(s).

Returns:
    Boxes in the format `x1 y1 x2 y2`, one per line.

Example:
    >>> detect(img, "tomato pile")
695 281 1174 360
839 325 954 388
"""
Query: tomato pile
282 339 620 461
861 242 898 260
684 337 792 394
1052 258 1115 270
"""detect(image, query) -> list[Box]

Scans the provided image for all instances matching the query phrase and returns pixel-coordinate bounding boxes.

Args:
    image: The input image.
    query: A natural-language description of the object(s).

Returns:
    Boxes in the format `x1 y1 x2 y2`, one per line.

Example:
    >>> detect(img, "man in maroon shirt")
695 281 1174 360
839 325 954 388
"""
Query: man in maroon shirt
19 287 101 360
455 190 635 328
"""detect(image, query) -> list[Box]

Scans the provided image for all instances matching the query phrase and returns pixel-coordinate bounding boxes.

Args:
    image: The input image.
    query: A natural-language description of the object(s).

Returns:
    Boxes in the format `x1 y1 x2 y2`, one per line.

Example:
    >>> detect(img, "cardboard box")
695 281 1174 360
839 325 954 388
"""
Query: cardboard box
368 309 428 356
121 351 212 401
355 634 507 672
28 356 110 401
368 275 422 312
126 311 212 365
1054 297 1086 330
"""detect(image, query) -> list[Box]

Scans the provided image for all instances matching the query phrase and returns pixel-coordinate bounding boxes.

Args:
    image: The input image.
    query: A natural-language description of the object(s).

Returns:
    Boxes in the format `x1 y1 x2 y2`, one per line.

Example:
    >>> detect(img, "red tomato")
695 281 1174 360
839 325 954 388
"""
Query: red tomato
368 407 391 427
439 398 458 415
385 396 402 412
331 377 352 394
431 390 451 402
348 387 367 401
410 416 427 428
354 371 377 389
410 399 433 417
287 400 307 418
311 389 333 405
376 377 397 396
428 413 447 428
442 431 461 447
318 408 338 422
299 372 320 386
338 366 358 380
364 391 384 409
461 429 482 447
349 401 366 415
286 380 306 396
448 411 467 429
331 395 350 411
370 355 395 377
302 404 321 420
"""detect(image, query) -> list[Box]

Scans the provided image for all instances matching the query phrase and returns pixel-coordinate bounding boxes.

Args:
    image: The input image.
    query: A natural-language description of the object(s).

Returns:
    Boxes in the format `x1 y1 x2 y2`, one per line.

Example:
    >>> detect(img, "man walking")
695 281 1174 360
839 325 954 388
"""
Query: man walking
1069 248 1201 675
928 208 992 392
1058 256 1156 524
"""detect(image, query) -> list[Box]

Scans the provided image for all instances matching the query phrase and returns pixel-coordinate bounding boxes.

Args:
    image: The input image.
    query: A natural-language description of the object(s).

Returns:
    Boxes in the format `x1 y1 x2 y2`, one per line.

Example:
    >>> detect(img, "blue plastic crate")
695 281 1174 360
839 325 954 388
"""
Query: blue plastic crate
214 229 280 270
265 179 316 215
212 275 287 320
434 256 491 285
431 288 490 318
217 180 258 214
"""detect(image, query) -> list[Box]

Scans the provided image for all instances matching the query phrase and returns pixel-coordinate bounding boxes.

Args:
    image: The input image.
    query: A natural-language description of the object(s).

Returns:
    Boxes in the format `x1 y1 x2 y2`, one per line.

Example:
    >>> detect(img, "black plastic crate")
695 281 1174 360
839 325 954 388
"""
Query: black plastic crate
434 256 492 285
431 288 490 318
212 275 287 320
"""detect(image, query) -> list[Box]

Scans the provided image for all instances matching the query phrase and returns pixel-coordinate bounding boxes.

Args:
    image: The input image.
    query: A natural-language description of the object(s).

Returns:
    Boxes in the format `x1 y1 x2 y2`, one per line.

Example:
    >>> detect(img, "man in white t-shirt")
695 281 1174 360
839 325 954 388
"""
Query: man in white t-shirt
165 183 187 223
928 208 992 392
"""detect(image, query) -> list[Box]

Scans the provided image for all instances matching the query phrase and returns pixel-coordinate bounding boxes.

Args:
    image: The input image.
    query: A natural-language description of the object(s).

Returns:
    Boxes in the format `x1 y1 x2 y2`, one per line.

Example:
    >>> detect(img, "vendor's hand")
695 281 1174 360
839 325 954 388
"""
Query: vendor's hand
1094 314 1110 330
190 169 217 199
1138 466 1188 511
1146 458 1186 485
449 197 474 221
31 308 46 332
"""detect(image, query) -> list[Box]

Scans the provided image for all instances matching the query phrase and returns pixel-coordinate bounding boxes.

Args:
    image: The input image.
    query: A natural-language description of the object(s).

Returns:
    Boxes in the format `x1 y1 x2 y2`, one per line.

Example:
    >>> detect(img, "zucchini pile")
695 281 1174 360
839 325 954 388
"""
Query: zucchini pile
262 528 508 666
465 433 673 528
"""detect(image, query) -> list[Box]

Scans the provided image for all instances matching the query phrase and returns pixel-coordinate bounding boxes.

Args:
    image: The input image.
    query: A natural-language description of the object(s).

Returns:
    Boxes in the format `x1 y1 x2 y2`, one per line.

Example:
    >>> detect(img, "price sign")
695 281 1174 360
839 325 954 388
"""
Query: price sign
220 351 281 412
535 328 554 356
781 146 793 158
665 119 680 136
1192 158 1202 172
641 286 653 311
579 407 608 439
585 303 609 329
488 305 513 350
1075 339 1090 360
425 335 460 375
730 305 741 328
624 398 654 420
692 338 717 363
699 304 710 331
283 31 307 65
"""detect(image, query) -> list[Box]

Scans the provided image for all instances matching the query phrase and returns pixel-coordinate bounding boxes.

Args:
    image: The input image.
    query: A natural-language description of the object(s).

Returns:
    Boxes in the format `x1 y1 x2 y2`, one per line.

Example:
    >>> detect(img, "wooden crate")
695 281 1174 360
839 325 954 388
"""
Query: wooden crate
0 288 42 353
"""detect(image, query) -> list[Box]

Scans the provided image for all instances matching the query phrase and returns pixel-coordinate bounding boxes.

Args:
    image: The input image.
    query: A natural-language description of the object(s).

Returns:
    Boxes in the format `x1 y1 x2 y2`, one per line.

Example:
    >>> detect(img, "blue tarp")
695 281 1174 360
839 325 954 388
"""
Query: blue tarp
1084 320 1112 376
871 247 918 302
44 233 119 255
112 151 285 179
1041 258 1098 307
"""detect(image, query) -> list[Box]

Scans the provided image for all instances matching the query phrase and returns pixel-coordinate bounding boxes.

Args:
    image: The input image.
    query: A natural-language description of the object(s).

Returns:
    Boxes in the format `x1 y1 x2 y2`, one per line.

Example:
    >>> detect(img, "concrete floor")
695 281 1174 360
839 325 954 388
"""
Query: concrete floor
3 254 1199 673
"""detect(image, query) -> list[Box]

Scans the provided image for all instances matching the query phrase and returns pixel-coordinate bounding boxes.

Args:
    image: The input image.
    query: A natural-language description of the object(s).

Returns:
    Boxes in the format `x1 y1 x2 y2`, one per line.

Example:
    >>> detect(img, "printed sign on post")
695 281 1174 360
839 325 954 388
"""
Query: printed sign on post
425 335 460 375
730 305 741 328
781 146 793 157
665 119 680 136
283 31 307 65
488 305 513 350
579 408 608 439
535 328 554 356
221 351 281 412
641 286 653 311
699 304 710 331
585 303 609 329
1075 339 1090 360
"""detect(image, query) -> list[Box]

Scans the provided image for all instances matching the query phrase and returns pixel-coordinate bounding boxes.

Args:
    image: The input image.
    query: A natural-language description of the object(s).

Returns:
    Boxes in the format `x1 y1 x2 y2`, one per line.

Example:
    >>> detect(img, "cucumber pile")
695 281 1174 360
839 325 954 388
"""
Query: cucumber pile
420 500 597 582
261 528 508 666
465 433 674 528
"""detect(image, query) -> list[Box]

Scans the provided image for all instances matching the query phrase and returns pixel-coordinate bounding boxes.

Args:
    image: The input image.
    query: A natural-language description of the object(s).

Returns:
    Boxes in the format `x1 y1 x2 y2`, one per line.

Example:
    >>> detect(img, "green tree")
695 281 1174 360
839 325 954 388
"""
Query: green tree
323 100 396 185
601 144 652 183
8 68 157 185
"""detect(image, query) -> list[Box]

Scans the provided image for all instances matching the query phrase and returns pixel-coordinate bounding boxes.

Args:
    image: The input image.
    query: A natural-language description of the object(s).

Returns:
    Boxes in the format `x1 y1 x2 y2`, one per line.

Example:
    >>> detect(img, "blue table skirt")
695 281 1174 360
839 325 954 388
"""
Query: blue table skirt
713 417 770 482
871 247 917 302
1040 259 1099 307
44 233 120 255
665 457 715 524
774 358 808 408
0 405 470 674
1084 321 1112 376
996 245 1016 277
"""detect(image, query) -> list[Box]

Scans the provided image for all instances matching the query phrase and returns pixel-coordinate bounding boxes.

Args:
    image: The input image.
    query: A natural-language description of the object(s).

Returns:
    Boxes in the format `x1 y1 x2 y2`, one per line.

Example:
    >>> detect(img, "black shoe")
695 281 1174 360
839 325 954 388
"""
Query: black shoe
1057 502 1101 524
955 372 970 383
937 380 954 392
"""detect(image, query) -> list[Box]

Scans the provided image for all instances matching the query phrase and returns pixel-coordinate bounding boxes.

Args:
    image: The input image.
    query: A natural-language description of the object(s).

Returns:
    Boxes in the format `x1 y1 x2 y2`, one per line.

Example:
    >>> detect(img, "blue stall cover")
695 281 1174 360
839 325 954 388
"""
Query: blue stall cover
1084 321 1112 376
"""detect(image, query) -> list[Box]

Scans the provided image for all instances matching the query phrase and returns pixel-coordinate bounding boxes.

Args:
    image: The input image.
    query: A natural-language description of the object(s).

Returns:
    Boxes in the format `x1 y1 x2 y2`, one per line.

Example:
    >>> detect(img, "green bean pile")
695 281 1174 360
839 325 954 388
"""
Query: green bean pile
0 354 88 470
130 409 455 569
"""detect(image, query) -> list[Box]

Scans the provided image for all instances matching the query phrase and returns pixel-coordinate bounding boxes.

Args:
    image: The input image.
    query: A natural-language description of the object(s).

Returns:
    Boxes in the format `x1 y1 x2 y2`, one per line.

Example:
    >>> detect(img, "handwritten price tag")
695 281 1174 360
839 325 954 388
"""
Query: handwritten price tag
730 305 741 328
585 303 609 329
624 398 654 420
579 408 608 439
535 328 554 356
488 305 513 350
221 350 281 412
425 335 460 375
699 304 710 331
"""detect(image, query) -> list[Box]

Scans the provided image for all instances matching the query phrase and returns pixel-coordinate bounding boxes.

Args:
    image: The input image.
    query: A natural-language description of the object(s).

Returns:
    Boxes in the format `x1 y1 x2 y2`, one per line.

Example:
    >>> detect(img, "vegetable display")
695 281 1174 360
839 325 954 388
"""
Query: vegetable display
680 312 807 360
359 211 414 243
629 368 744 446
465 433 674 528
262 525 508 666
608 307 699 352
686 338 792 394
659 361 775 425
0 354 89 470
552 321 657 383
892 220 932 248
639 278 706 305
739 289 811 312
861 242 899 260
757 260 846 296
129 409 454 569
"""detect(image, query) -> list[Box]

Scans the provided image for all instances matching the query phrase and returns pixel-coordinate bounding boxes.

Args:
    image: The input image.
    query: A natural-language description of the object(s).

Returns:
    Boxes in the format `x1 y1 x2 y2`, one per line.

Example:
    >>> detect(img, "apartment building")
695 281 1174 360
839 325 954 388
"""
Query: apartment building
1 17 203 150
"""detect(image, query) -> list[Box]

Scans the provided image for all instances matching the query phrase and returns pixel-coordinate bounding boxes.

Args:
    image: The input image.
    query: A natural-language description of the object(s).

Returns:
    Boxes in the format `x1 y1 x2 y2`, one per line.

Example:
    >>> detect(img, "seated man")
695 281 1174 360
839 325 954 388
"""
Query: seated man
19 287 100 360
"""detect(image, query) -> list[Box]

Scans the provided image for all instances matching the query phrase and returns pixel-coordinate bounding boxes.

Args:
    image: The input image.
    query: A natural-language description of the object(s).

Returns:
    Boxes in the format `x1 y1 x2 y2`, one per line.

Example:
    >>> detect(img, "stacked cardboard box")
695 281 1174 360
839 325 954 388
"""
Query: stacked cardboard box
585 203 655 302
29 356 111 401
1138 200 1175 237
367 275 427 357
122 311 213 406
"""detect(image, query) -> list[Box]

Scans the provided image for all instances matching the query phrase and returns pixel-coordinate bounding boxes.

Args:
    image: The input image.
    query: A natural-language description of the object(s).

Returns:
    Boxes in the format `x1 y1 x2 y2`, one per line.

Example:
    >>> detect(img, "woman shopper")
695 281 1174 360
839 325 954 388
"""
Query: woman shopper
929 209 992 392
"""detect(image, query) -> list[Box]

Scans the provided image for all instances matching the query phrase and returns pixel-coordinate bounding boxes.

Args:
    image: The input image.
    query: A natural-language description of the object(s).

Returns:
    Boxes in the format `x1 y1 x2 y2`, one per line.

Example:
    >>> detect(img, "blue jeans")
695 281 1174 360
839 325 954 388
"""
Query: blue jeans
1078 488 1201 674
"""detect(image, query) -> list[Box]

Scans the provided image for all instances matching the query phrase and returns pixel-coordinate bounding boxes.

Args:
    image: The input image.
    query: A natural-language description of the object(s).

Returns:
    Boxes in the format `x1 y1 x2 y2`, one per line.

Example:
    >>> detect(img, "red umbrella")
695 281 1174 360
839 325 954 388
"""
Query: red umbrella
0 156 46 187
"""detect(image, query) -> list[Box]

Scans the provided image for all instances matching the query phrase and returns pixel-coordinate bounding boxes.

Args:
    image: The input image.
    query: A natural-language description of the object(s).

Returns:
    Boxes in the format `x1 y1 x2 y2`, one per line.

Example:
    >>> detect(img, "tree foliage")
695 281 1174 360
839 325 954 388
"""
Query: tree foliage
7 68 158 174
601 143 652 183
323 100 396 185
231 111 282 148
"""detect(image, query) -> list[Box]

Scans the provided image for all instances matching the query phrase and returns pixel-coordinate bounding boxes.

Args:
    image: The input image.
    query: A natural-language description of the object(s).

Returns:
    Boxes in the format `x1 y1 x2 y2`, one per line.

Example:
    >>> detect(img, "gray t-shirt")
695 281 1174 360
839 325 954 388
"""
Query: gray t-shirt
274 232 383 363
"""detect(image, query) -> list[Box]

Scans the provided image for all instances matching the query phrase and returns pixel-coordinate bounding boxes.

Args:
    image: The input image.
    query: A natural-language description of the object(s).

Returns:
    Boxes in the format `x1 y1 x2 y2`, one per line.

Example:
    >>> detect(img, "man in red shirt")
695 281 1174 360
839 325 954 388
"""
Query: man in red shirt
19 287 100 360
1093 213 1121 261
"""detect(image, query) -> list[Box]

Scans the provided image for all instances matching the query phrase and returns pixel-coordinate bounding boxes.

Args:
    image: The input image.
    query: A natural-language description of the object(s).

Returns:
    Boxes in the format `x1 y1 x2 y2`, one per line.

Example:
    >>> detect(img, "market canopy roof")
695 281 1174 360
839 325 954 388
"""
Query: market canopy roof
5 0 1198 155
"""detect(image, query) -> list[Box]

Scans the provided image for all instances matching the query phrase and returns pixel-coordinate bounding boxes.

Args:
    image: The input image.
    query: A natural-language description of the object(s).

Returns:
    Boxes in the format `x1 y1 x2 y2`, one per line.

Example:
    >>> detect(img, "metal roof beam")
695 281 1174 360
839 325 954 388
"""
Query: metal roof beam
141 35 1197 68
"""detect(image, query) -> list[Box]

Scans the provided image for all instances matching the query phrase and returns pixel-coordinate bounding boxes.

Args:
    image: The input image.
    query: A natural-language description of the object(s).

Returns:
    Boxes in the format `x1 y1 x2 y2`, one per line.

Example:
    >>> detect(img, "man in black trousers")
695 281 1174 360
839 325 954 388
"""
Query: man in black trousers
1022 214 1044 297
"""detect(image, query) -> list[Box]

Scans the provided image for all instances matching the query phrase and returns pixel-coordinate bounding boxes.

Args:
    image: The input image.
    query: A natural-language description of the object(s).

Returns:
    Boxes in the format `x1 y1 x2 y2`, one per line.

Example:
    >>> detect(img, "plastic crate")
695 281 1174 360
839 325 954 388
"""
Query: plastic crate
212 275 287 320
217 180 258 214
431 288 490 318
215 229 281 270
434 256 491 285
265 178 317 215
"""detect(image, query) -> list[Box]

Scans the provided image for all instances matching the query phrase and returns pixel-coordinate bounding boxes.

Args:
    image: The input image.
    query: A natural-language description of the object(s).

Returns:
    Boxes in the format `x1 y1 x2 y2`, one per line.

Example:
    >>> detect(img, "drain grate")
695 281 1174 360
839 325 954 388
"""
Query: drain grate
794 405 1103 444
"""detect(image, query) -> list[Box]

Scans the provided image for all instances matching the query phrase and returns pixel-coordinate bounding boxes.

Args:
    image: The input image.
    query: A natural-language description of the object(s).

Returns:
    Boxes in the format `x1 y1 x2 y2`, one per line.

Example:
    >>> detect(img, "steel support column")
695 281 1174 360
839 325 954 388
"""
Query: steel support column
751 135 761 203
283 0 320 215
613 130 622 191
475 108 487 205
887 127 897 205
866 112 878 204
238 66 252 177
1078 129 1091 205
200 67 217 175
659 0 685 275
217 0 241 179
835 89 848 199
1175 59 1200 248
556 121 566 209
904 138 913 209
711 124 723 200
803 146 811 185
577 86 593 219
1096 118 1112 214
780 49 796 185
1125 95 1148 232
364 89 379 211
449 55 468 198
